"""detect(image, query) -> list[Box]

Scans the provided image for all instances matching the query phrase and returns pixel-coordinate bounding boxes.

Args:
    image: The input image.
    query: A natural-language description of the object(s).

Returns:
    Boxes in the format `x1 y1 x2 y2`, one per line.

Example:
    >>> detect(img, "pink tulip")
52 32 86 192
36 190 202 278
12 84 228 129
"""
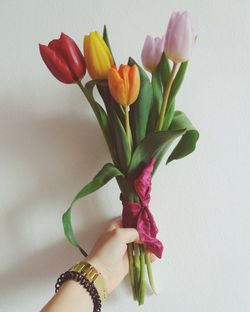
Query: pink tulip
141 35 165 72
165 11 195 63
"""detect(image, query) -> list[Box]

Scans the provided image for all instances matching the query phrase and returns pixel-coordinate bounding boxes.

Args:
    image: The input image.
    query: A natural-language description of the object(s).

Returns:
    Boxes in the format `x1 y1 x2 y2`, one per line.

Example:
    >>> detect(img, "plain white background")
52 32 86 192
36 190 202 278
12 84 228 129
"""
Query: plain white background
0 0 249 311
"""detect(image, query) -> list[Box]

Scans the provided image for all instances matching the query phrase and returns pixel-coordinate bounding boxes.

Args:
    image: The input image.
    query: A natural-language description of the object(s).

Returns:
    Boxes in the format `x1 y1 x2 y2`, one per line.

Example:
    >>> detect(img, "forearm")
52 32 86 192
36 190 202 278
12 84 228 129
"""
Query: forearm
41 280 93 312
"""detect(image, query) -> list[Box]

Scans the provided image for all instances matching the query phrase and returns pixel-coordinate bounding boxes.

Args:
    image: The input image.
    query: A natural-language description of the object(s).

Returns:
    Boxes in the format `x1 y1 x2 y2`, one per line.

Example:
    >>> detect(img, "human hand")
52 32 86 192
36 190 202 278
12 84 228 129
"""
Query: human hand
41 217 157 312
85 217 155 294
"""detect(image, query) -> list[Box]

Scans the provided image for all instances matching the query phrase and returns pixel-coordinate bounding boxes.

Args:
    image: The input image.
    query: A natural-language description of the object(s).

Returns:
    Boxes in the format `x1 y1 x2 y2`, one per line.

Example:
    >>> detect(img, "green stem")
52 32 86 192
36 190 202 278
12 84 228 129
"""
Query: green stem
139 244 146 305
124 105 131 149
124 102 138 300
134 243 141 298
156 62 178 131
145 252 157 295
128 243 137 300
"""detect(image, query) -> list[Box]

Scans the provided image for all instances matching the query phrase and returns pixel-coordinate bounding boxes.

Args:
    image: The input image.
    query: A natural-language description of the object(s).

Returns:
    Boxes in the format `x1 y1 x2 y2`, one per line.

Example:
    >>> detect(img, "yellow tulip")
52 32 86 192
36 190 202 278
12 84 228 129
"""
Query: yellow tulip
108 64 140 107
84 31 114 80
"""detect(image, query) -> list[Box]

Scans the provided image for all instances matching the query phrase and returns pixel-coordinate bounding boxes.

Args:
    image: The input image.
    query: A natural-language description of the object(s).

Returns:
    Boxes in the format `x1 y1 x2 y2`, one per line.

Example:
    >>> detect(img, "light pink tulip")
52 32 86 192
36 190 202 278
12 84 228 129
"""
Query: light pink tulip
165 11 195 63
141 35 165 72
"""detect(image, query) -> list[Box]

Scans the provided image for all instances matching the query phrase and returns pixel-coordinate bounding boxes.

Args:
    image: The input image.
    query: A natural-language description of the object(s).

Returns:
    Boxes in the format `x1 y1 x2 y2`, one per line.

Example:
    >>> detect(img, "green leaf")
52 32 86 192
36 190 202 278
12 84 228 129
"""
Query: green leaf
162 99 175 130
85 80 129 170
162 61 188 130
169 61 188 100
111 110 131 173
160 53 171 88
147 54 172 133
84 80 113 154
147 70 162 133
102 25 115 64
63 163 124 255
166 110 199 164
97 80 125 126
86 80 130 172
128 129 185 178
97 83 131 173
128 57 153 147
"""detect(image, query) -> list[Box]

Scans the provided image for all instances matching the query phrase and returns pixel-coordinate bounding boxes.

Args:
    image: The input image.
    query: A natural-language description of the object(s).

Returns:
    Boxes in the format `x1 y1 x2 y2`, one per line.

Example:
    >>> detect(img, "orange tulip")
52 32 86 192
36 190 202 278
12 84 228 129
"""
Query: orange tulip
108 64 140 107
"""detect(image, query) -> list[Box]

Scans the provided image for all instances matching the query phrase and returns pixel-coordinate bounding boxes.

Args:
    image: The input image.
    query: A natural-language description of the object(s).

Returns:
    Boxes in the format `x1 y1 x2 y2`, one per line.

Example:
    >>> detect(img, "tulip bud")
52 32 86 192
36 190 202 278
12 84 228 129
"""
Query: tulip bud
108 64 140 107
141 35 164 72
164 11 195 63
84 32 114 80
39 33 86 84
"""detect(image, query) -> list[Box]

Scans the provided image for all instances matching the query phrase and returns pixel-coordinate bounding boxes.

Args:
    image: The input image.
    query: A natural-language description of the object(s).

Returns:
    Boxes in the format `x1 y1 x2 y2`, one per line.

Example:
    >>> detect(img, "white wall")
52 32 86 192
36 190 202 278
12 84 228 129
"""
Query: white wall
0 0 249 311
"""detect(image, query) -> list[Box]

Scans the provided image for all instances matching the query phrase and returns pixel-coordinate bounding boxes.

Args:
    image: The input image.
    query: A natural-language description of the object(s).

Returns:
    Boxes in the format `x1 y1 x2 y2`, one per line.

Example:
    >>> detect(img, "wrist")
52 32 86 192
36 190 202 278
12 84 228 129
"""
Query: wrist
69 260 107 300
85 256 108 286
85 257 111 295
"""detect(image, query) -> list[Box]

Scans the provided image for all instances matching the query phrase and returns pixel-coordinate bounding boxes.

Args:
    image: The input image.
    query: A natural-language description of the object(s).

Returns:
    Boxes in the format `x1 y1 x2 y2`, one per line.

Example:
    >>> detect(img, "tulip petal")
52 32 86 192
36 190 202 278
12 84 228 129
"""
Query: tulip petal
85 33 107 79
119 65 130 105
91 32 111 78
165 11 195 63
108 64 140 107
49 33 85 81
48 33 85 81
84 35 96 78
84 32 114 80
128 65 140 105
141 35 154 72
39 44 75 83
108 67 127 105
141 35 164 72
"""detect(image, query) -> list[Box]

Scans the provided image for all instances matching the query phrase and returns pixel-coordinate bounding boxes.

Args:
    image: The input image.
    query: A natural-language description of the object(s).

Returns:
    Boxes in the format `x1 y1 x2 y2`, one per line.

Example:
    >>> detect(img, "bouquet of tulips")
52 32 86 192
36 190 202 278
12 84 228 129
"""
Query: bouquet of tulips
39 11 199 305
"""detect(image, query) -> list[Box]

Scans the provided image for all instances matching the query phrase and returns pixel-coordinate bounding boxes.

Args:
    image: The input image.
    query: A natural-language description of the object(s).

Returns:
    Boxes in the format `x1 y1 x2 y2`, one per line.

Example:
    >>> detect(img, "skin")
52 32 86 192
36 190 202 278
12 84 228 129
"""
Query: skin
41 217 156 312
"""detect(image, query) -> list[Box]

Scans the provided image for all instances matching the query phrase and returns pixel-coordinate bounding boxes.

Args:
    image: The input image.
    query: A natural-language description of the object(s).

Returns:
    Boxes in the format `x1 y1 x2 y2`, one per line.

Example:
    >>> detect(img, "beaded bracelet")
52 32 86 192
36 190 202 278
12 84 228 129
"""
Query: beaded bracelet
55 271 102 312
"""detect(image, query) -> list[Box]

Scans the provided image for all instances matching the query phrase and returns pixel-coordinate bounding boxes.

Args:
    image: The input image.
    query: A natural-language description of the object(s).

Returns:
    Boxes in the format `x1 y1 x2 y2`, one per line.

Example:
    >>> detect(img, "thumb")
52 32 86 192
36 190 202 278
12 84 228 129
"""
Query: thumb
116 228 140 244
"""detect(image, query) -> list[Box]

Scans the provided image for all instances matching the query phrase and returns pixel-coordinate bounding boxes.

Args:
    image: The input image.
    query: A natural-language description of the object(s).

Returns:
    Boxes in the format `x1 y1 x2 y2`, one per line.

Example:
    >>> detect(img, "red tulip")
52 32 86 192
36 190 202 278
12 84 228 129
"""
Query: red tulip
39 33 86 84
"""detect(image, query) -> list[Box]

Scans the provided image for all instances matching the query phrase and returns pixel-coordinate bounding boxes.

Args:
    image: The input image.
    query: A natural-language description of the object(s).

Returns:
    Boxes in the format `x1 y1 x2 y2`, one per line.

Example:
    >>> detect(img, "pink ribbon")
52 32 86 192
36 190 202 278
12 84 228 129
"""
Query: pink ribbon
121 158 163 258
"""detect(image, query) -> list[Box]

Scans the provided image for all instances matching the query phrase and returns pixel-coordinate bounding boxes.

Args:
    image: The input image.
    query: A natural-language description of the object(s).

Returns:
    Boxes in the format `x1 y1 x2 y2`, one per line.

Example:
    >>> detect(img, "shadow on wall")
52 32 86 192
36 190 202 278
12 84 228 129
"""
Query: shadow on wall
0 101 119 297
0 226 109 293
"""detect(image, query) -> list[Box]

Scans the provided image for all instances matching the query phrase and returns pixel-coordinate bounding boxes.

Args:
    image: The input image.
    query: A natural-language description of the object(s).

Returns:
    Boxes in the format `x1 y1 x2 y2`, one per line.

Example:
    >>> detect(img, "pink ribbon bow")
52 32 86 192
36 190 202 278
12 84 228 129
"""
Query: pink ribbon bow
121 158 164 258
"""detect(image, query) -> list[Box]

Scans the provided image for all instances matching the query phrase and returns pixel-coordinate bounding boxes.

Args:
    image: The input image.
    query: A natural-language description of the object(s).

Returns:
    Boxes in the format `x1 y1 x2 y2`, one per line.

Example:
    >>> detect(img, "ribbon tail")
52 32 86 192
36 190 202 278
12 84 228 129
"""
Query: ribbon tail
137 207 163 259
